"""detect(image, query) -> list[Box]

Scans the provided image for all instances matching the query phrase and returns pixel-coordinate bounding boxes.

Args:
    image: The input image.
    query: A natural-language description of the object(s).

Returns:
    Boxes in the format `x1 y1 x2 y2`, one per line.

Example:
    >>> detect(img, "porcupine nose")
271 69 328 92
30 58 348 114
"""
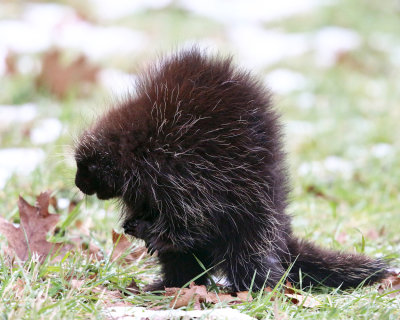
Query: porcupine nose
123 220 138 236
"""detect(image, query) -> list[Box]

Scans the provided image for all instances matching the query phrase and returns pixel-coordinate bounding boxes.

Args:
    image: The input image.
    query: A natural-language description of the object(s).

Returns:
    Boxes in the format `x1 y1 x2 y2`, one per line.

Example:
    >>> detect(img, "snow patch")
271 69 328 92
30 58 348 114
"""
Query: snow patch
299 156 354 180
296 92 316 110
228 25 310 69
313 26 361 67
23 3 77 29
178 0 329 24
89 0 172 20
0 3 147 59
265 69 308 94
371 143 394 158
55 23 147 61
0 48 7 76
105 306 255 320
16 55 41 75
98 69 137 97
0 148 45 189
0 103 38 127
30 118 63 144
0 20 53 53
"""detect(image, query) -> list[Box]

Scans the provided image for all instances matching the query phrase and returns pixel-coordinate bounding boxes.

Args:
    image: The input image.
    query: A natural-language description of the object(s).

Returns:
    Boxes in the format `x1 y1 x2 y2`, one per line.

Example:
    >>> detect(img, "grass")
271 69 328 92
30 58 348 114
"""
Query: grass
0 0 399 318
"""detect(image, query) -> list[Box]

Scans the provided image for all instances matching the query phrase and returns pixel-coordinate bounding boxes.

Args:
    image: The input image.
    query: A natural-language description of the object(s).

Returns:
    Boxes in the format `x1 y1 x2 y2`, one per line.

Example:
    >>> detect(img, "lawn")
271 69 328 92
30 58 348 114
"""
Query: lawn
0 0 399 319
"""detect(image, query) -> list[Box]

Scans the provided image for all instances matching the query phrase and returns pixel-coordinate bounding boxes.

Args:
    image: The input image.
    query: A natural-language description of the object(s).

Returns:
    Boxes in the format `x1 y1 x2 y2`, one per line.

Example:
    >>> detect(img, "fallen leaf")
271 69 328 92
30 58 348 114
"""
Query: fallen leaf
273 300 288 320
366 227 385 240
306 185 338 203
283 281 320 308
284 281 295 295
111 230 147 264
167 283 201 309
335 231 348 244
13 278 26 299
0 191 73 263
236 291 253 302
5 51 17 75
70 279 128 306
36 49 99 98
126 279 140 295
378 271 400 297
165 282 248 309
285 293 320 308
70 236 103 260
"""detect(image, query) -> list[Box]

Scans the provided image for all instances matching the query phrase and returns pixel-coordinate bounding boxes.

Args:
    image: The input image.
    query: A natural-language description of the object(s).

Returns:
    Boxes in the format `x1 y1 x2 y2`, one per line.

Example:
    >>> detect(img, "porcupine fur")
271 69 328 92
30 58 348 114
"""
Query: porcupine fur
74 48 388 291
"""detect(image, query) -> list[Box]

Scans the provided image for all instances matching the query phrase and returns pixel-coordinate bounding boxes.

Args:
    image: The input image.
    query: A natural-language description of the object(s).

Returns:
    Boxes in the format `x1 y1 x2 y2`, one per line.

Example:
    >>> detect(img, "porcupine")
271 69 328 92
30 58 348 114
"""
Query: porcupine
74 48 388 291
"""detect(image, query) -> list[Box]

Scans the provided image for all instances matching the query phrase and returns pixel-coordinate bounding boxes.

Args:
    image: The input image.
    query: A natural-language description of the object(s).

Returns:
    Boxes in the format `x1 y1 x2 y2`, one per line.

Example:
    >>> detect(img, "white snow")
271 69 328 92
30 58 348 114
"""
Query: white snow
298 156 354 180
30 118 63 144
229 24 361 69
0 103 38 127
55 23 147 61
16 55 41 75
265 69 308 94
178 0 329 24
105 306 256 320
98 69 137 97
286 120 316 136
23 3 77 30
228 25 310 69
296 92 316 110
371 143 394 158
0 20 53 53
0 148 45 189
89 0 172 20
0 3 147 60
57 198 71 210
313 26 361 67
0 48 7 76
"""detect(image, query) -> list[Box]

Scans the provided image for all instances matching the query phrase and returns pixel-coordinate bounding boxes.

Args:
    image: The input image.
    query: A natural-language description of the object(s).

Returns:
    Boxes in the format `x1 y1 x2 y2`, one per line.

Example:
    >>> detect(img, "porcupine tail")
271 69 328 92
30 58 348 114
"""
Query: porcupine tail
286 237 389 288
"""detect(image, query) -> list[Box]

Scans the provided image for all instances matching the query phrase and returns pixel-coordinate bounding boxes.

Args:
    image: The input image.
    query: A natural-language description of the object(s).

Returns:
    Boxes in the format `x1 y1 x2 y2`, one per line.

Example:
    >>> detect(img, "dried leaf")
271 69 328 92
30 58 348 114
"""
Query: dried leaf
366 227 385 240
5 51 17 75
378 271 400 297
284 282 320 308
13 278 26 299
36 49 99 98
336 231 348 244
111 230 147 264
273 300 288 320
285 293 320 308
284 281 295 295
165 283 248 309
70 279 127 306
236 291 253 302
69 236 103 260
126 279 140 295
0 192 72 263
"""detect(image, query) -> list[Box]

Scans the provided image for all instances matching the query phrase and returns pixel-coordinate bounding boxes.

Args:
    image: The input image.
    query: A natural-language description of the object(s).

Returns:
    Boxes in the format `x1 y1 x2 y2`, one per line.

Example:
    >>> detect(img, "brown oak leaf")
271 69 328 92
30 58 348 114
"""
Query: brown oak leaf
36 49 99 98
284 293 320 308
165 282 250 309
70 279 128 307
111 230 147 264
284 281 320 308
378 270 400 297
0 191 72 263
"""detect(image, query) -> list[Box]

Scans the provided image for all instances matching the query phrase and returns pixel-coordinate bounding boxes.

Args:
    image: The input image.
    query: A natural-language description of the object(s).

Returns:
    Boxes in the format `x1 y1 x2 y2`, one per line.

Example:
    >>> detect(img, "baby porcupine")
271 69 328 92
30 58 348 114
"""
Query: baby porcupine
74 48 388 291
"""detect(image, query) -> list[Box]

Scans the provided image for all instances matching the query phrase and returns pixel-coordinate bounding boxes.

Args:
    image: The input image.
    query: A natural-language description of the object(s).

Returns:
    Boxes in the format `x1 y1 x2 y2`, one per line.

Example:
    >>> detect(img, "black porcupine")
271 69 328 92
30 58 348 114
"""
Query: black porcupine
74 48 388 291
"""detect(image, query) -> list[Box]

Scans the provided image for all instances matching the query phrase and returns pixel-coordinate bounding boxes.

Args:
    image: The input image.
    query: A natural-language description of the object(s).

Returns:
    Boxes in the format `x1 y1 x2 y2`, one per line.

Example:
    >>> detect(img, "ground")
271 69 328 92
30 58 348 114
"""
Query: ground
0 0 399 319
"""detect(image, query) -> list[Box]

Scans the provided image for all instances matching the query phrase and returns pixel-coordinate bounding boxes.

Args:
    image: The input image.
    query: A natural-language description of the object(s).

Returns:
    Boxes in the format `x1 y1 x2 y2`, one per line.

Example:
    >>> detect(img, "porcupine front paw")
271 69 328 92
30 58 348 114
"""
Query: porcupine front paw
143 280 166 292
145 236 177 255
123 219 151 239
